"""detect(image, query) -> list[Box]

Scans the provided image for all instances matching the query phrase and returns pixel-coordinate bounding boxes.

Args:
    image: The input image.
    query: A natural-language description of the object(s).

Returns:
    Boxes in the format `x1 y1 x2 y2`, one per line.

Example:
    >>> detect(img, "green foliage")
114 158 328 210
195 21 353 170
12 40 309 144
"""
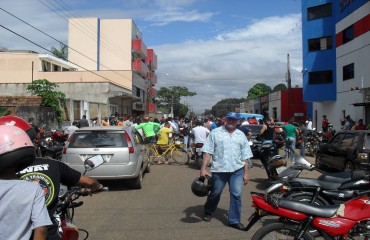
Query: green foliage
157 86 196 118
51 43 68 61
273 83 287 92
0 106 10 116
247 83 272 100
26 79 66 124
210 98 246 117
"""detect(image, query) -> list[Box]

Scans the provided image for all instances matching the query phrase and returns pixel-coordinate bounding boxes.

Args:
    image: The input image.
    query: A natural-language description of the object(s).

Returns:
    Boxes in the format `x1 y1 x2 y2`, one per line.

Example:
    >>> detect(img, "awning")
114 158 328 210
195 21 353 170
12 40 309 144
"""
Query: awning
352 102 370 107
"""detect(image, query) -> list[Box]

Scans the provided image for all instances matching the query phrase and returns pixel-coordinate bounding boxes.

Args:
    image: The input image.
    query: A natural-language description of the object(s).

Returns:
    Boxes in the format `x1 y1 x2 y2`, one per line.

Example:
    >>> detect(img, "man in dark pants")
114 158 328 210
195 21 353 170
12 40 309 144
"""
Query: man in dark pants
200 112 253 231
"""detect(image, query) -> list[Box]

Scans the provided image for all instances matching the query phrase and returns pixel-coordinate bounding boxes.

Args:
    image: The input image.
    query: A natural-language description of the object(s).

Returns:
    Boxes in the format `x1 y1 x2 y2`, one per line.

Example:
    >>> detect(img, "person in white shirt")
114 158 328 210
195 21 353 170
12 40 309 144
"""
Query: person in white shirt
192 121 210 144
240 118 250 126
306 117 313 130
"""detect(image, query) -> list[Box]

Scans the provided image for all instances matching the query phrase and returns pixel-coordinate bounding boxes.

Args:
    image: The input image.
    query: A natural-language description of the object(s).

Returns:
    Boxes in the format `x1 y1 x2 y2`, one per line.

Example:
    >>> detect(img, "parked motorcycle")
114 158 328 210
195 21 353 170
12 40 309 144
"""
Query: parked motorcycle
258 139 286 181
246 190 370 240
56 155 108 240
35 138 64 160
305 130 320 157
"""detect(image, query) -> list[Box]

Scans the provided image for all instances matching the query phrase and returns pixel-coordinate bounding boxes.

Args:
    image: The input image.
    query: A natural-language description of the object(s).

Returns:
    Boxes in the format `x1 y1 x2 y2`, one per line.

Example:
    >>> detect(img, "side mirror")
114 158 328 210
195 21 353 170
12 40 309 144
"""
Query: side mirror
84 155 105 172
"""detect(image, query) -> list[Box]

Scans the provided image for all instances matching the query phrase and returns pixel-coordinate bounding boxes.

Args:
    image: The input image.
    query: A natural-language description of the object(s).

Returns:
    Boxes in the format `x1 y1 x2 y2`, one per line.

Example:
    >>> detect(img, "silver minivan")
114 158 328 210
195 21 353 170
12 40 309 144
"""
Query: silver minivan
61 126 150 189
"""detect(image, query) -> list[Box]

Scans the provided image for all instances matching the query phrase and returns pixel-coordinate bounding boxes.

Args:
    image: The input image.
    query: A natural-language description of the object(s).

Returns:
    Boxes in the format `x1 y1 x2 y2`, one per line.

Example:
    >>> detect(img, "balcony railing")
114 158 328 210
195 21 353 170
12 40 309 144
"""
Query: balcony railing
132 60 149 78
132 39 147 59
148 72 157 84
146 49 157 70
149 87 157 97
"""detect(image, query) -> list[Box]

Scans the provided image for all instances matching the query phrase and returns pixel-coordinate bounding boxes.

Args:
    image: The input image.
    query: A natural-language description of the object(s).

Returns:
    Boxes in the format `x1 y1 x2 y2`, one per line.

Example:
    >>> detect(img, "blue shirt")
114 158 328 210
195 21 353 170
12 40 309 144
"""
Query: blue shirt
202 126 253 172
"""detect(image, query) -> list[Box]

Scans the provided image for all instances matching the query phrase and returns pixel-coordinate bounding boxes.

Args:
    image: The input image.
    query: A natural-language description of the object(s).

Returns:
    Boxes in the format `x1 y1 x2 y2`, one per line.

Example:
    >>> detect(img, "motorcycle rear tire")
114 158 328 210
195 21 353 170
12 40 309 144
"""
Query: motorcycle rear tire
251 222 314 240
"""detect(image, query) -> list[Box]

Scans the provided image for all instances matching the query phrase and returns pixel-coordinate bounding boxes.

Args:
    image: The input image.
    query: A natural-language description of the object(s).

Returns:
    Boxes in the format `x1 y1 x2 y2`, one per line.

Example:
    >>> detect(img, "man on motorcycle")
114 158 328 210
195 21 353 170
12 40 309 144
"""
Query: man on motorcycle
191 121 210 160
0 125 52 240
135 115 161 143
0 116 103 240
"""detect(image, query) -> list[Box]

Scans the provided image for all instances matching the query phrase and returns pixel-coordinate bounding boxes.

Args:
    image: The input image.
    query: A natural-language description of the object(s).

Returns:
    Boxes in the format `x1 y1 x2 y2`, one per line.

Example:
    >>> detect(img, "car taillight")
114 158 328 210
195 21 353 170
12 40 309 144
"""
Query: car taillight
125 132 134 154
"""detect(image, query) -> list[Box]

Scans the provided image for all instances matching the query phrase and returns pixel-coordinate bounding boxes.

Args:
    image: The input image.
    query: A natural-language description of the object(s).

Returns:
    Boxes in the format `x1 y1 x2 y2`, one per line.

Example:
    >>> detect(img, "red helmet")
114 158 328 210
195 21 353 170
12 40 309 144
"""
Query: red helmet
0 116 36 141
0 125 35 173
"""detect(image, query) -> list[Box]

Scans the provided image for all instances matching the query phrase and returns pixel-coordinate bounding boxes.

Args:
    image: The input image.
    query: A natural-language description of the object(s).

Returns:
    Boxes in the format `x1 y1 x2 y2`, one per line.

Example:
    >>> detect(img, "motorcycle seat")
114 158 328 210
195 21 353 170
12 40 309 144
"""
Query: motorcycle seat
289 178 341 190
318 170 367 183
278 198 340 218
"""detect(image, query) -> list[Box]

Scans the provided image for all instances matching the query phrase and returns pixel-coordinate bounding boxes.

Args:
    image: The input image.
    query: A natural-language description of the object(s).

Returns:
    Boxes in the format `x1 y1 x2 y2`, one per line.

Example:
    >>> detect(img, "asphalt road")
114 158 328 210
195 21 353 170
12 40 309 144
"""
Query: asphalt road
74 153 320 240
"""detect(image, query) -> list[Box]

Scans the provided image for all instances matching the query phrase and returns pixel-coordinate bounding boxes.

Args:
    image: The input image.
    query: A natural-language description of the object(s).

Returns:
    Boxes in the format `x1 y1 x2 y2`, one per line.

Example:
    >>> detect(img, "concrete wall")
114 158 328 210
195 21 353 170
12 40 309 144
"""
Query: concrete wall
68 18 99 71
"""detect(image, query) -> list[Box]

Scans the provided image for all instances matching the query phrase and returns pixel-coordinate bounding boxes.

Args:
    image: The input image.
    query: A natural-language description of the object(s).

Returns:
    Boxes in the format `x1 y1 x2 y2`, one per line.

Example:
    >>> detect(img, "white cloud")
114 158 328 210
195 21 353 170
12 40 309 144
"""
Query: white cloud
154 14 303 113
145 7 216 26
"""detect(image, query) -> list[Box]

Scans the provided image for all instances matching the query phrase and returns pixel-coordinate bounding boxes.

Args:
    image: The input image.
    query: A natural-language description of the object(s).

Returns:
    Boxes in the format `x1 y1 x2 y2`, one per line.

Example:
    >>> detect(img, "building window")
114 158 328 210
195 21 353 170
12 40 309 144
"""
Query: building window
343 25 354 44
343 63 354 81
308 36 332 51
308 70 333 84
308 3 332 21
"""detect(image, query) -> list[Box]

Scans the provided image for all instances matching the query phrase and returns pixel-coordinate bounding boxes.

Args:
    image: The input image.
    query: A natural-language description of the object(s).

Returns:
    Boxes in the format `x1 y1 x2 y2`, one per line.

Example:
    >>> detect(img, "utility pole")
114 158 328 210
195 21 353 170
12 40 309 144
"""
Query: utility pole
31 61 34 96
286 53 292 120
170 94 174 118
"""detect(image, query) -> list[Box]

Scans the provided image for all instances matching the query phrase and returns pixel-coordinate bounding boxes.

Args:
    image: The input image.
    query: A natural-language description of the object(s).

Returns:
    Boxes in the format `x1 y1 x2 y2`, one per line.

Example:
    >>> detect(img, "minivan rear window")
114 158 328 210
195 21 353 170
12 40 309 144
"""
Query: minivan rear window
68 131 128 148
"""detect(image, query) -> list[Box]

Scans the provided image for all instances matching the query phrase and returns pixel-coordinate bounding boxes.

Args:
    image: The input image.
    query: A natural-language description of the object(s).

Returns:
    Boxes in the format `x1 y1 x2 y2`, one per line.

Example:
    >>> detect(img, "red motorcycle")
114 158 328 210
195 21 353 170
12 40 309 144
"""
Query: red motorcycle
56 156 108 240
245 191 370 239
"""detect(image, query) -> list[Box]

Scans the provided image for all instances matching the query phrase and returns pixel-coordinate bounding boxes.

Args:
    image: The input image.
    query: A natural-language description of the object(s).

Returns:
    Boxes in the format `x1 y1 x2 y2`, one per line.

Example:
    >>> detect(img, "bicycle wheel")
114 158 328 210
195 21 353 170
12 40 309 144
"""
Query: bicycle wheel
171 147 189 165
252 222 314 240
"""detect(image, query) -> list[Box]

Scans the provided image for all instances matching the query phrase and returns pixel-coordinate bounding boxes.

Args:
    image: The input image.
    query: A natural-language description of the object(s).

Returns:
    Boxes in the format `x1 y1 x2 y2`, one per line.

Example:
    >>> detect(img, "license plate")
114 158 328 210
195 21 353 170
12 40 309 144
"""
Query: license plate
276 166 286 174
196 148 202 153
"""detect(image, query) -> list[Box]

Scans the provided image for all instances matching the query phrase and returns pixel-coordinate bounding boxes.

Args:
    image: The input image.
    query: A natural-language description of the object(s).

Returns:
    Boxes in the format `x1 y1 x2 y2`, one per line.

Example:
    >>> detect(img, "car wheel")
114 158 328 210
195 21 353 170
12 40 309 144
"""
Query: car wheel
344 161 354 172
131 168 143 189
144 161 151 173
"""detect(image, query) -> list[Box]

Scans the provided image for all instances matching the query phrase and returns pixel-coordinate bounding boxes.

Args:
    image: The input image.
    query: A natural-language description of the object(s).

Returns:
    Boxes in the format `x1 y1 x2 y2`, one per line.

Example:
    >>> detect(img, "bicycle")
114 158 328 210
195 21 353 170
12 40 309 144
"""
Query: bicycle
147 139 189 165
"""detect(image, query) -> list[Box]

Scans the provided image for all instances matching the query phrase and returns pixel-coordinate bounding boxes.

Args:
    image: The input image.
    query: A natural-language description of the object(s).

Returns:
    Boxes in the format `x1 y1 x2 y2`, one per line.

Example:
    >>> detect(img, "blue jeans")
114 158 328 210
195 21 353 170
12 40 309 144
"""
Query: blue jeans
204 168 244 224
285 137 296 160
300 139 306 157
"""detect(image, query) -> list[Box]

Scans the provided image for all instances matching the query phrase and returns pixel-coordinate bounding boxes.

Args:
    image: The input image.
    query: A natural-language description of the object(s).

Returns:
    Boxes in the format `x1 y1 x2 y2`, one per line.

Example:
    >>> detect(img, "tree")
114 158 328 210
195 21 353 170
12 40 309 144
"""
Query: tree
157 86 196 118
247 83 272 99
209 98 246 117
26 79 66 124
273 83 287 92
0 106 10 116
51 43 68 61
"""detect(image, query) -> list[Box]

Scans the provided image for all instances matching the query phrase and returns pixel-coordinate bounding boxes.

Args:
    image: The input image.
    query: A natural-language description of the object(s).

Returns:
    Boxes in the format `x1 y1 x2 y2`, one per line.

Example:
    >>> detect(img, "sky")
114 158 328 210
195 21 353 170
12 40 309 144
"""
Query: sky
0 0 303 114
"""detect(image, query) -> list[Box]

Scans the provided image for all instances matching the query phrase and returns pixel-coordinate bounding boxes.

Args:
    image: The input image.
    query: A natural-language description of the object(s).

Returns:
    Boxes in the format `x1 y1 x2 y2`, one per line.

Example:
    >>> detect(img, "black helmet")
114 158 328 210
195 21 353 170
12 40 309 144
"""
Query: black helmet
191 176 214 197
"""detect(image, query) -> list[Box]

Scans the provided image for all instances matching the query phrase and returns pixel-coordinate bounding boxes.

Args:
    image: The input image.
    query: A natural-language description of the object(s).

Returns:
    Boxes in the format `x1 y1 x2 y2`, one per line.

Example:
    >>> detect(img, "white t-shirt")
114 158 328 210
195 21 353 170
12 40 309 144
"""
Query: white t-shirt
192 126 210 144
306 121 313 130
241 121 250 125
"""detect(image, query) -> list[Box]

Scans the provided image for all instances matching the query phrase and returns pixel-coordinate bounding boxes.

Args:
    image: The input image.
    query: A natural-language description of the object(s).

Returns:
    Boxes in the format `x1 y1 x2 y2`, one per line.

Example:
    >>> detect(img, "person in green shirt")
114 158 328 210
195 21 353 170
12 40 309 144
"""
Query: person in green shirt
282 119 299 162
135 116 161 143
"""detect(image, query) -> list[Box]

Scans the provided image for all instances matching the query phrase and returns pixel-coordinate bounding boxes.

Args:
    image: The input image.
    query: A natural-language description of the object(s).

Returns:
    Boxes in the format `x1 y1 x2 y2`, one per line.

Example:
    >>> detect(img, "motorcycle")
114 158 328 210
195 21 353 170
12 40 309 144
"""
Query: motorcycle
35 138 64 160
267 150 370 205
194 142 204 169
258 138 286 181
305 130 320 157
57 155 108 240
246 190 370 240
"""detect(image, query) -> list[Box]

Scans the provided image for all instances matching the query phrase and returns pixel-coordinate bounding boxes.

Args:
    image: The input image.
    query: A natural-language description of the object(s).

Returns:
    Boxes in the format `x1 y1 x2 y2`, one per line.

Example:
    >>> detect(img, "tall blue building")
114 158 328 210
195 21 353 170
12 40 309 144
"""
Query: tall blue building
301 0 370 129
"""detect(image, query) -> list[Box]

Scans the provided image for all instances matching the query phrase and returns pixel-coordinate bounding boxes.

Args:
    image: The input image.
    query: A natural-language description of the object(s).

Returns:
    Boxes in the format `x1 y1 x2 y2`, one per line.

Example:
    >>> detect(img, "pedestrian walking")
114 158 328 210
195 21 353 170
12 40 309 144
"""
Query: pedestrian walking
282 119 299 163
200 112 253 231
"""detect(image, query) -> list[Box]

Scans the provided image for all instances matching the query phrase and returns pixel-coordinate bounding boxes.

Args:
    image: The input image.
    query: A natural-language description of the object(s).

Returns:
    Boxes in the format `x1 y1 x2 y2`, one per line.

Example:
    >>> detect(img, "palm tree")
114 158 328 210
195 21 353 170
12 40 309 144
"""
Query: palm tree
51 43 68 61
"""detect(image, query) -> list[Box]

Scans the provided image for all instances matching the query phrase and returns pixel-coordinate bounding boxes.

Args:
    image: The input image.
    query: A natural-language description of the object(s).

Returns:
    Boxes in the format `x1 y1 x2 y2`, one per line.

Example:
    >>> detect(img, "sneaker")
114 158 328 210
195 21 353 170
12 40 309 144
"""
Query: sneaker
202 214 212 222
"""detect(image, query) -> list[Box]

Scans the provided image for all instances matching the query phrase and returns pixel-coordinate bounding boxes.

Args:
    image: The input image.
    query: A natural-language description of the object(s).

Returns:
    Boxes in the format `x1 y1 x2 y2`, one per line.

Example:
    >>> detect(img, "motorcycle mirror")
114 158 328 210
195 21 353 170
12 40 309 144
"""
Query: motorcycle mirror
292 155 314 170
84 155 105 172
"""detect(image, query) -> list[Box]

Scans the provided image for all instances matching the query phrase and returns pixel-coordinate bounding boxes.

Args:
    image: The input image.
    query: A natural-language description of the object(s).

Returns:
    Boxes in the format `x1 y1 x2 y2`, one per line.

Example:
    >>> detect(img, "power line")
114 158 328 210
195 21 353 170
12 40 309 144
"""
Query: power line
0 24 129 88
37 0 133 66
0 7 132 82
53 0 133 62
